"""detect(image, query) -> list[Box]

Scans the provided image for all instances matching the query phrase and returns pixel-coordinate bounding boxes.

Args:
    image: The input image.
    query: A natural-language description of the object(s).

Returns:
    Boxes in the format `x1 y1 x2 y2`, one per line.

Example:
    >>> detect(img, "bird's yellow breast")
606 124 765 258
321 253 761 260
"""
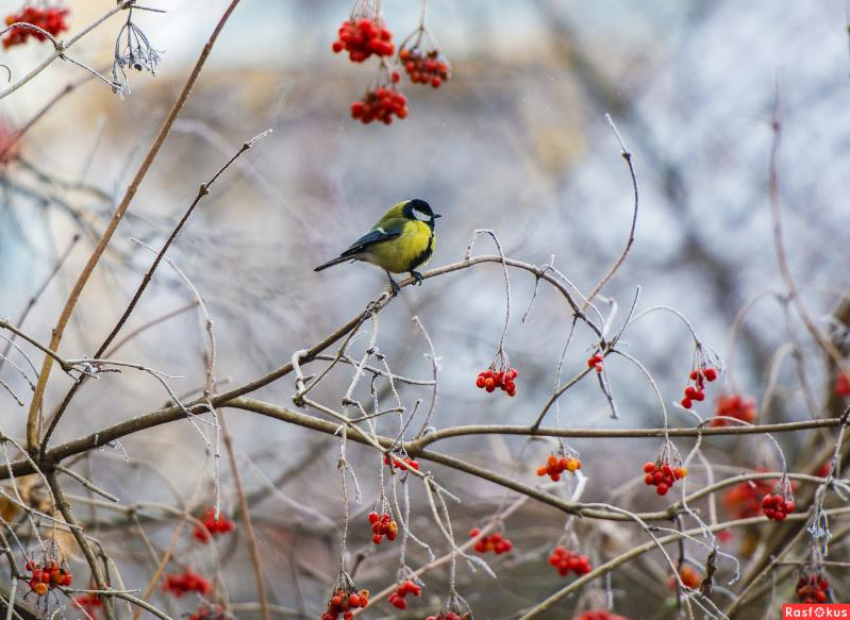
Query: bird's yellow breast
365 220 434 274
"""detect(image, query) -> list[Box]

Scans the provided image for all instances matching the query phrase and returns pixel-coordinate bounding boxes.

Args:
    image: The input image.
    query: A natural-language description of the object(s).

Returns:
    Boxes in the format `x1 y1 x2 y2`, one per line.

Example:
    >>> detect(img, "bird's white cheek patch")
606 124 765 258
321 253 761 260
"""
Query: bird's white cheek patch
413 208 430 221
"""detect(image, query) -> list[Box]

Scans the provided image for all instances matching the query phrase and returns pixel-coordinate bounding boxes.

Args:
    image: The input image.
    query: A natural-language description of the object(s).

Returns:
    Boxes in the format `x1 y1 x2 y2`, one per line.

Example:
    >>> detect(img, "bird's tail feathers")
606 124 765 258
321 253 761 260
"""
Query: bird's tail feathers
314 255 352 272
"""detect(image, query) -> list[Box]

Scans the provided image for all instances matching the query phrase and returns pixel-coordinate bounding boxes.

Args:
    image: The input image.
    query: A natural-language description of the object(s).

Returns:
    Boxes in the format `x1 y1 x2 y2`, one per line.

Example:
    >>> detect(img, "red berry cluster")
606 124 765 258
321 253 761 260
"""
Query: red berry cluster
332 18 393 62
193 507 235 543
388 580 422 610
643 462 687 496
3 6 69 49
351 87 408 125
322 589 369 620
469 528 512 554
426 613 468 620
711 393 757 426
586 353 604 373
680 367 717 409
25 559 72 597
835 372 850 397
762 491 795 521
163 570 212 598
73 594 102 615
475 367 518 397
575 611 630 620
188 605 229 620
669 565 702 590
797 571 831 604
723 478 773 519
548 546 592 577
536 454 582 482
399 48 449 88
367 511 398 544
384 452 419 471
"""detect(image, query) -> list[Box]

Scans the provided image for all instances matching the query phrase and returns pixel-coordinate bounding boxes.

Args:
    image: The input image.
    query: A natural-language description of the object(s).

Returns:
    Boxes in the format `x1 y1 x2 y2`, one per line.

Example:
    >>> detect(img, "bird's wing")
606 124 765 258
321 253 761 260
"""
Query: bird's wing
339 220 405 257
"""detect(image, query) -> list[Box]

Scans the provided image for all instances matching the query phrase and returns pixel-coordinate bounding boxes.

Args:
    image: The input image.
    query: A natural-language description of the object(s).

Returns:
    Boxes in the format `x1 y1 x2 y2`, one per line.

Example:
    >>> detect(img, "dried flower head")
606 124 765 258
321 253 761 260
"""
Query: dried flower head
111 7 162 94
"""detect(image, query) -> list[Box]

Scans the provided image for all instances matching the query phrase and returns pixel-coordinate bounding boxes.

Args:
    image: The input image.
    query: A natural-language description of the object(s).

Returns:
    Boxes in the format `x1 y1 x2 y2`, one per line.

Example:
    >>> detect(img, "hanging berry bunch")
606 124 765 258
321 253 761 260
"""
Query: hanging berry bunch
398 26 450 88
680 367 718 409
723 472 796 519
761 476 795 521
723 479 768 519
536 452 582 482
388 579 422 610
643 440 686 496
188 604 230 620
586 352 604 373
73 594 102 616
367 508 398 544
575 609 629 620
475 366 518 397
322 572 369 620
835 371 850 397
2 3 69 49
24 558 72 597
332 0 394 62
384 450 419 471
193 507 236 543
796 566 832 604
469 528 513 554
668 564 702 590
425 592 472 620
548 546 592 577
162 569 213 598
575 611 630 620
710 393 757 426
351 62 409 125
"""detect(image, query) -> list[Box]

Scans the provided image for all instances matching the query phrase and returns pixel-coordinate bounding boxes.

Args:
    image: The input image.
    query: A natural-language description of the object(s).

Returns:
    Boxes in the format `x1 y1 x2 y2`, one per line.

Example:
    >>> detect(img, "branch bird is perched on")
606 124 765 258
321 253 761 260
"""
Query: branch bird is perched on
314 199 440 294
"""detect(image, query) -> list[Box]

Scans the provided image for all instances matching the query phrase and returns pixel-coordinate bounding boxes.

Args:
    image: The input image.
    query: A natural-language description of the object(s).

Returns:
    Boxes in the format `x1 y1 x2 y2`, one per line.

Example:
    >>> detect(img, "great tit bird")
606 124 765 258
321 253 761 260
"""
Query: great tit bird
314 199 440 294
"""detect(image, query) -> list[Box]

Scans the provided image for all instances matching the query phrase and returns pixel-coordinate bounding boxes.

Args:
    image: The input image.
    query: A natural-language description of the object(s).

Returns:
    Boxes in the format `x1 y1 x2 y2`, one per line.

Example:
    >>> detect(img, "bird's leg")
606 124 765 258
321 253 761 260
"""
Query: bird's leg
386 271 401 296
409 270 424 286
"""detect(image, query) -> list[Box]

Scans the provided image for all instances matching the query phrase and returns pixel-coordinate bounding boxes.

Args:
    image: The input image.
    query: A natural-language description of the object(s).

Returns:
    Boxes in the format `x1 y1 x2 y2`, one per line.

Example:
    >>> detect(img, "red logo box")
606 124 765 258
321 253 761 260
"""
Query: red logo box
783 605 850 618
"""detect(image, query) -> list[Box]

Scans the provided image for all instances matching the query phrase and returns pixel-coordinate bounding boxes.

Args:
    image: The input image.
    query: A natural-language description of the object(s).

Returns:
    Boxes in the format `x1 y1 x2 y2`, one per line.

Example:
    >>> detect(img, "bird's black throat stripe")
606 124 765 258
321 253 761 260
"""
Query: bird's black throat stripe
411 229 435 271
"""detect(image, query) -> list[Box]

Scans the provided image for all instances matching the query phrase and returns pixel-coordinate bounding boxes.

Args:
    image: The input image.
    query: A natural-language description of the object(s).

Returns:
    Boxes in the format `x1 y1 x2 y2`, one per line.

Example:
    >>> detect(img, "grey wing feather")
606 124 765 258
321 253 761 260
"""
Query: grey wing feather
340 228 402 257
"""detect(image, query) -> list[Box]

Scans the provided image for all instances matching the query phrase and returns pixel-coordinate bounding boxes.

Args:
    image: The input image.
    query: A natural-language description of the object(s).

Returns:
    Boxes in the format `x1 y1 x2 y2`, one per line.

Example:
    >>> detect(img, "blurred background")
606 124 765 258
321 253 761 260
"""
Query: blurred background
1 0 849 618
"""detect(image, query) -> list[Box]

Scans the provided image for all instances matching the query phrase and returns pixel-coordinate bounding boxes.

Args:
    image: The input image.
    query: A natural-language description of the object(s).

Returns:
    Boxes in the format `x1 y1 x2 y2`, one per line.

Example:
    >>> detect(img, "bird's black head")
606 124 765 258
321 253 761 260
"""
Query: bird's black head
403 199 441 228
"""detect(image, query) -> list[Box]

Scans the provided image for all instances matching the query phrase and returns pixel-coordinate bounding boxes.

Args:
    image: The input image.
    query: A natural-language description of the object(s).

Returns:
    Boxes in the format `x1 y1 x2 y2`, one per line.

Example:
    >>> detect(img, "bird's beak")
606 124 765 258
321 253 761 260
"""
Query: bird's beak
434 214 442 218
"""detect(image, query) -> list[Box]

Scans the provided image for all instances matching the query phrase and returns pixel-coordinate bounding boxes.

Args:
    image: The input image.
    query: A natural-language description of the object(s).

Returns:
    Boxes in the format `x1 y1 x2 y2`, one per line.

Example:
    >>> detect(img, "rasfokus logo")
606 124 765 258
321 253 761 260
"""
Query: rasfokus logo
783 605 850 618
